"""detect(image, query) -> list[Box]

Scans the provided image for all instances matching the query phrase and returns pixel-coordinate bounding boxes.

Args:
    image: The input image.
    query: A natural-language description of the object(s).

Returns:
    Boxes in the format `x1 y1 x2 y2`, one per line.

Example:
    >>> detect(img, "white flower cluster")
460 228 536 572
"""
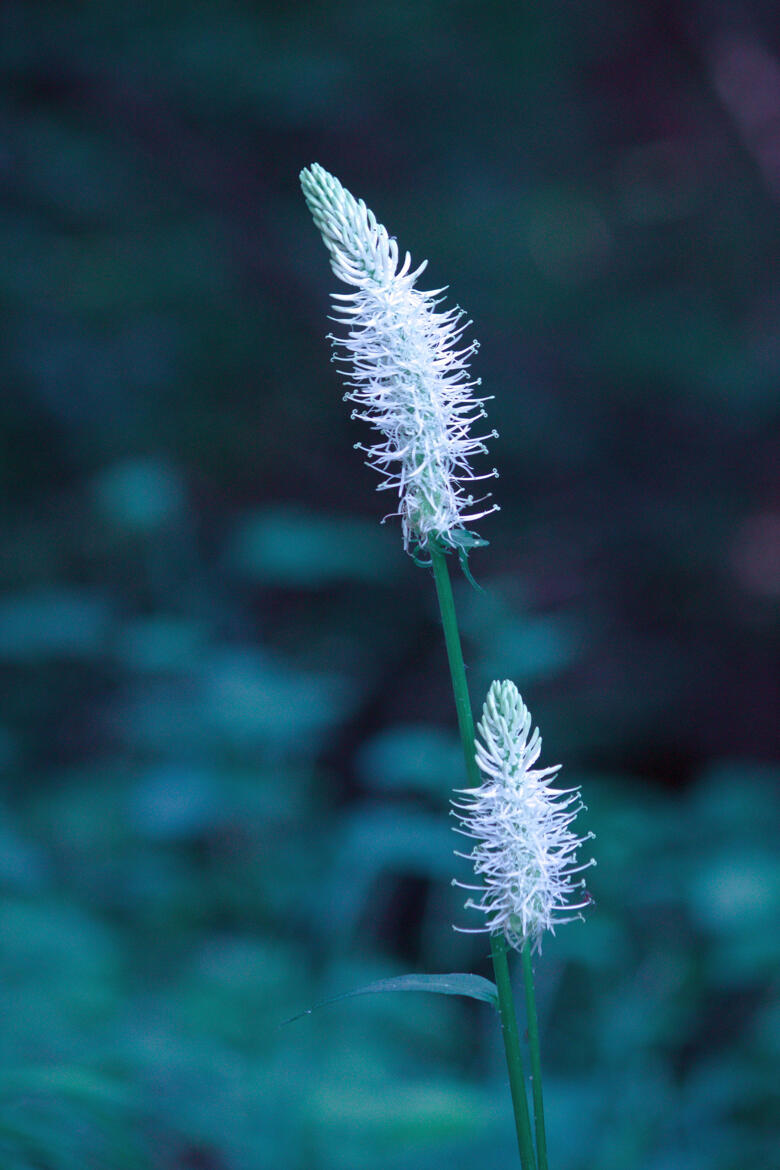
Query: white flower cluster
300 163 498 557
453 680 595 952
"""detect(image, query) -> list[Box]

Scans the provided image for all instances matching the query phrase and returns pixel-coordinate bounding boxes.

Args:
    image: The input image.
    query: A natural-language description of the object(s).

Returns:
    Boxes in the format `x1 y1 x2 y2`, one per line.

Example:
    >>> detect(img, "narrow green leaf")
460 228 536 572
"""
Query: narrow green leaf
282 972 498 1024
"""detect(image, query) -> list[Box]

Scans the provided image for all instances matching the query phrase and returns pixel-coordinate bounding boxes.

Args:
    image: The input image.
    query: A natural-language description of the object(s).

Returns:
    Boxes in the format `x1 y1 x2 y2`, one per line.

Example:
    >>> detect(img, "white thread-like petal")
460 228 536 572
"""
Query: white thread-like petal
452 680 596 952
300 163 497 556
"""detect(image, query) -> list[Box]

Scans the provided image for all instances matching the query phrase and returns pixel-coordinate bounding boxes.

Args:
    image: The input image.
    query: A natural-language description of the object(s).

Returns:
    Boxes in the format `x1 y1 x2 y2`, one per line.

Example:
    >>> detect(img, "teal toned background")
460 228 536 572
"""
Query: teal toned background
1 2 778 1167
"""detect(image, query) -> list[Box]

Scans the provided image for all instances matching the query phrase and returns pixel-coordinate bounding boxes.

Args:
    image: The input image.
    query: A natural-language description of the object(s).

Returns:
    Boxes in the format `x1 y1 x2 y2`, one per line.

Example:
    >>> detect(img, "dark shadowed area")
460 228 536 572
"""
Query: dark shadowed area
0 2 778 1168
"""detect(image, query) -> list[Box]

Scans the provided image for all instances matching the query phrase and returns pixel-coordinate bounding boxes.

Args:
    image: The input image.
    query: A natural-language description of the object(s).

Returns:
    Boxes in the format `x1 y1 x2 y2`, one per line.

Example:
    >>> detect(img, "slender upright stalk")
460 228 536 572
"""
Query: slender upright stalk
491 935 538 1170
521 943 548 1170
429 540 537 1170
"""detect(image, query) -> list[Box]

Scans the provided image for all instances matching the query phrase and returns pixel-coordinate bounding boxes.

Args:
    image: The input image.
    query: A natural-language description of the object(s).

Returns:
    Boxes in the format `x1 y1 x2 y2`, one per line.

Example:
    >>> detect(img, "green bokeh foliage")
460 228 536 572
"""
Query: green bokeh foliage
0 1 778 1167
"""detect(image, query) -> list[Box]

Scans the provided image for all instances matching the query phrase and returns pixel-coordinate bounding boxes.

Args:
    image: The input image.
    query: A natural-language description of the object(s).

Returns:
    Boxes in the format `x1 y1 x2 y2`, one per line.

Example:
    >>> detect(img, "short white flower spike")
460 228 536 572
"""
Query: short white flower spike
300 163 498 560
453 680 595 952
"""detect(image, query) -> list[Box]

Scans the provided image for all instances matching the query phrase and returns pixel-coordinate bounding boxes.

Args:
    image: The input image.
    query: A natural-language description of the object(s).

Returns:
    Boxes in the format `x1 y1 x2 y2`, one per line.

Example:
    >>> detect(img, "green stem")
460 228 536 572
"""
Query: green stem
429 540 537 1170
491 935 538 1170
521 943 548 1170
428 542 481 790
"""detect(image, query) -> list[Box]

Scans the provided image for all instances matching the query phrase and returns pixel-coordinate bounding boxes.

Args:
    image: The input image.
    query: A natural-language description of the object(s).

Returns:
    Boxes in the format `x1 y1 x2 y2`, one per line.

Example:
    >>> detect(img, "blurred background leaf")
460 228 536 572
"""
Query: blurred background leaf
0 1 778 1168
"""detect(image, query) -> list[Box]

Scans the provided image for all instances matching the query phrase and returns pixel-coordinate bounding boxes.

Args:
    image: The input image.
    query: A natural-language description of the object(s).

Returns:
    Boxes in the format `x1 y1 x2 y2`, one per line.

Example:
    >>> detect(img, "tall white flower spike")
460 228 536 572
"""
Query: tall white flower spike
300 163 498 560
453 680 596 953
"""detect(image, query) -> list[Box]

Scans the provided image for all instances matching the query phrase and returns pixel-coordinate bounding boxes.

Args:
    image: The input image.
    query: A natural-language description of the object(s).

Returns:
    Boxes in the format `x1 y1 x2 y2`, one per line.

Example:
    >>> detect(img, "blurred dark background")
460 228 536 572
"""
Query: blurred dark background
1 2 778 1168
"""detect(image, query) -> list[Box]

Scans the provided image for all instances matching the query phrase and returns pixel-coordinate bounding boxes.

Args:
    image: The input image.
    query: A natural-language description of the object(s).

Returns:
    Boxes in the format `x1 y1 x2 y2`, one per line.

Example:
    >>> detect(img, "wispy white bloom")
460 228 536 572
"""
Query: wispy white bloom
453 680 595 952
300 163 498 558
